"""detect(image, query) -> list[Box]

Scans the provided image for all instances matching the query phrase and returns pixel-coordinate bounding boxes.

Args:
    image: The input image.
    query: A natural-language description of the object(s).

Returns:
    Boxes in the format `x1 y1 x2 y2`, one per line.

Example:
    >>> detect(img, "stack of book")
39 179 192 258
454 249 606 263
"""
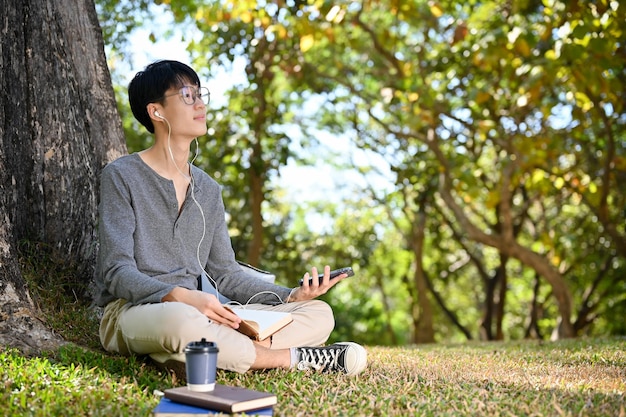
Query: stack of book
153 306 289 415
152 384 276 416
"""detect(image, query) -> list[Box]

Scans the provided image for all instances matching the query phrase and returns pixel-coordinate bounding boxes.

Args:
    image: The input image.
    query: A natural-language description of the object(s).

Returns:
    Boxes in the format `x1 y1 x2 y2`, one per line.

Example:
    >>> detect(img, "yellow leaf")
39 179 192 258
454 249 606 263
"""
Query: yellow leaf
485 190 500 209
275 25 288 39
429 1 443 17
478 119 496 130
554 177 564 190
300 35 315 53
194 7 204 21
530 169 545 185
240 11 252 23
515 38 531 57
574 91 594 112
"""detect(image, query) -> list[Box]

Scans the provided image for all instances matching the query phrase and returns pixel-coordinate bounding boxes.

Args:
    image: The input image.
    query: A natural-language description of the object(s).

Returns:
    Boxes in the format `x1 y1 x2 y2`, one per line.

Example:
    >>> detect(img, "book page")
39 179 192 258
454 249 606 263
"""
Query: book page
225 306 293 340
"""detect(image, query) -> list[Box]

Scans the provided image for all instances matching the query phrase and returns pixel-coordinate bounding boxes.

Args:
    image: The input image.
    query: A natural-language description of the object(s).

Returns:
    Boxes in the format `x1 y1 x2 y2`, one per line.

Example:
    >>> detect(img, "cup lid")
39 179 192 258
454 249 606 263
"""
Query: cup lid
185 338 219 353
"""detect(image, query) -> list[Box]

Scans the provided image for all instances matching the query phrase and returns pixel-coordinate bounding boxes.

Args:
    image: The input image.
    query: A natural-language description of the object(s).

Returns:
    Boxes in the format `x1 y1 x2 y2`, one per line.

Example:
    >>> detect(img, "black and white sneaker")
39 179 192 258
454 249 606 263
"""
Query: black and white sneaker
296 342 367 376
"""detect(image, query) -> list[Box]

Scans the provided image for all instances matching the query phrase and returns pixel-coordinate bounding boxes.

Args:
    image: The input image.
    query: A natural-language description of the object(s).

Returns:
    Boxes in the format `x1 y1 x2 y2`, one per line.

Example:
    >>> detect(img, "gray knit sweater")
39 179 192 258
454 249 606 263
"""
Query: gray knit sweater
93 153 291 307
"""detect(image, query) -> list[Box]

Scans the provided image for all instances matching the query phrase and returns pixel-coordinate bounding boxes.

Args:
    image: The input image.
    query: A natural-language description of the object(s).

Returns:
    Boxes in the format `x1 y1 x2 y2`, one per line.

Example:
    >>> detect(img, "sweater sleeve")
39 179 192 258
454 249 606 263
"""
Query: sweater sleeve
94 164 180 306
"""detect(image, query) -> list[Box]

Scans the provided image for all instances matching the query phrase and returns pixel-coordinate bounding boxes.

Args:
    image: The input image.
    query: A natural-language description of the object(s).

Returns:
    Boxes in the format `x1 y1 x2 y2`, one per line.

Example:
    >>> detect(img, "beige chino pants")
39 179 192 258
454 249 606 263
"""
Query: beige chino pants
99 298 334 373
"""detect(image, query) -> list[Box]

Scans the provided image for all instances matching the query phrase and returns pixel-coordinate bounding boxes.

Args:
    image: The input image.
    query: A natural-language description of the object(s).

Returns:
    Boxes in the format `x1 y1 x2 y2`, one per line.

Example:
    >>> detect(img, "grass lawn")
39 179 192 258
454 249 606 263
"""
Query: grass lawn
2 337 624 416
4 261 625 416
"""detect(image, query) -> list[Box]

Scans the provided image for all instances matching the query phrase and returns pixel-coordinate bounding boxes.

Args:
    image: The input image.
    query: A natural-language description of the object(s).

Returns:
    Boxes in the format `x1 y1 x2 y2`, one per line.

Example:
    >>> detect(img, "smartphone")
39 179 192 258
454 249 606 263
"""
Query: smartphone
299 267 355 286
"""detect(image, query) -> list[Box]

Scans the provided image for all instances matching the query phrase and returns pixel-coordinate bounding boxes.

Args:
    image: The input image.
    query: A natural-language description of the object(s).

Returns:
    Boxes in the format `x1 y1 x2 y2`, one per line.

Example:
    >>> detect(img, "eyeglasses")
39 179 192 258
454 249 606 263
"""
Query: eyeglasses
161 86 210 105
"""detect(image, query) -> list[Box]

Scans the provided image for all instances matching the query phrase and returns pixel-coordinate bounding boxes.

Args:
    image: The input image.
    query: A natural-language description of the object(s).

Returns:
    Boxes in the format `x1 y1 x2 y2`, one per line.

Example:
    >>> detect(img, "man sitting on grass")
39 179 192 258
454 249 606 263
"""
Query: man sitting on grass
93 60 367 378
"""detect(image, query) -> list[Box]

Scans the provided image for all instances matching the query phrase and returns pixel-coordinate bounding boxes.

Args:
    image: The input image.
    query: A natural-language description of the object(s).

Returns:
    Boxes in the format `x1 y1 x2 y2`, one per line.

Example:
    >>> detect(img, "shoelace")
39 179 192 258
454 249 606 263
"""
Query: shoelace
297 346 344 372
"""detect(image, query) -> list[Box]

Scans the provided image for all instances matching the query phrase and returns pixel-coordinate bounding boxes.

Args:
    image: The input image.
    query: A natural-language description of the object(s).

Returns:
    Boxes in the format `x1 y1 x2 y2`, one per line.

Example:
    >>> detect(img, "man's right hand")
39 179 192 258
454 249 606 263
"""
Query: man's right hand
162 287 242 329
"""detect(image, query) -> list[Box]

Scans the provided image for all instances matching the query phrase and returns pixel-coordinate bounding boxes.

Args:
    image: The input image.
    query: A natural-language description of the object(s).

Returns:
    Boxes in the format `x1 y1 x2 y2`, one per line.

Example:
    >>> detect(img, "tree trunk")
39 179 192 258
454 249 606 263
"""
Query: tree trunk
411 208 435 343
477 255 508 341
480 274 496 341
524 274 544 339
246 39 274 267
494 256 508 341
247 140 264 266
0 0 126 353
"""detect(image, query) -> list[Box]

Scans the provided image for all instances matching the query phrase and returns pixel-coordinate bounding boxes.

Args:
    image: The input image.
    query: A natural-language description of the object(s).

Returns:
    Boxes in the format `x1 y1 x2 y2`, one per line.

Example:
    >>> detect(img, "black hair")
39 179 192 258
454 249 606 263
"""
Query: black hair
128 60 201 133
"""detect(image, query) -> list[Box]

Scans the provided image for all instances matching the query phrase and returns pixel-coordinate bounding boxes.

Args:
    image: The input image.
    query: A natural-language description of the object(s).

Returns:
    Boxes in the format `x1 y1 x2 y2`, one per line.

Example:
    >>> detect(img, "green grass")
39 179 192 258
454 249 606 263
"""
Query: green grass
273 340 626 416
2 339 625 416
5 252 626 416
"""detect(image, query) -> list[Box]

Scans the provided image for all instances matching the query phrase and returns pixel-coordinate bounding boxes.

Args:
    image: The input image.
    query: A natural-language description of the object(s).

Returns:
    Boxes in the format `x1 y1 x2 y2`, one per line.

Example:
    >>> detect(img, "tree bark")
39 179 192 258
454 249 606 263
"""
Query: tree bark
494 256 508 341
0 0 126 353
524 274 544 339
411 206 435 343
479 272 497 341
248 142 264 266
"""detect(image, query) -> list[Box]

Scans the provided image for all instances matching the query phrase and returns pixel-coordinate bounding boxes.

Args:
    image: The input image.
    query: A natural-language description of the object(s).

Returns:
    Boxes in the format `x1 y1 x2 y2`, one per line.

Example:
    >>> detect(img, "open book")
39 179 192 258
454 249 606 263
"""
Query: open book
224 306 293 341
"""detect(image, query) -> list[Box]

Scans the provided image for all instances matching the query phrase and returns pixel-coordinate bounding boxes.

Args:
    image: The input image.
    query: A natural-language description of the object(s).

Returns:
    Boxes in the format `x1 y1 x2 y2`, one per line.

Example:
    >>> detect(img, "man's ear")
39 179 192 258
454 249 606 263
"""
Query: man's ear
148 106 163 121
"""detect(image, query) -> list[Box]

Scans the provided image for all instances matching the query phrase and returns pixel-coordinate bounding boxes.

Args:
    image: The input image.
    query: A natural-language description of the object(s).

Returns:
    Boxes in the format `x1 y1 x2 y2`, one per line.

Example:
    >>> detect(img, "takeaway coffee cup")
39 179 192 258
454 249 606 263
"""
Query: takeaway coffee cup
184 338 219 392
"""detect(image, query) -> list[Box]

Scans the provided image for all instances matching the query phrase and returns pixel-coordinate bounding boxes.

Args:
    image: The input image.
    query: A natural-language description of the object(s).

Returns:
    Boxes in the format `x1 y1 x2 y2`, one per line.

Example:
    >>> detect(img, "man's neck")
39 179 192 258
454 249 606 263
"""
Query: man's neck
139 144 191 180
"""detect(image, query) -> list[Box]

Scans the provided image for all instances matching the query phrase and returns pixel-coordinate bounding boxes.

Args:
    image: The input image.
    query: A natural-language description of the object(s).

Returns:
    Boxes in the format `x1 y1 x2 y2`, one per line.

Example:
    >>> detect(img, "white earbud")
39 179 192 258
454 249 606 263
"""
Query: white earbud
154 110 163 118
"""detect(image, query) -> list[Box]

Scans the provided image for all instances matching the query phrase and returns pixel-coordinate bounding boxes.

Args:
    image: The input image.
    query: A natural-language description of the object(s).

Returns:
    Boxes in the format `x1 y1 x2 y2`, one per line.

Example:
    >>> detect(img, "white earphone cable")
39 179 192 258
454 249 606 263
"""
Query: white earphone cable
162 118 284 306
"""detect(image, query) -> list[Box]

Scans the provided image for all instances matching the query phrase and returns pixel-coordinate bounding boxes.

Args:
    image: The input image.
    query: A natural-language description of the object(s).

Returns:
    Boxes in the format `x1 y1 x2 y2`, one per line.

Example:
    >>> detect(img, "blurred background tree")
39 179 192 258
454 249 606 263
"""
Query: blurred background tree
96 0 626 344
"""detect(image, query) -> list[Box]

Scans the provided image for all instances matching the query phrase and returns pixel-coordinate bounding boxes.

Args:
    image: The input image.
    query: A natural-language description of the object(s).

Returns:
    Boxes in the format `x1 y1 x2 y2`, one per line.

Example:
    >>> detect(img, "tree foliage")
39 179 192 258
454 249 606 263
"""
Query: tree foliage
98 0 626 343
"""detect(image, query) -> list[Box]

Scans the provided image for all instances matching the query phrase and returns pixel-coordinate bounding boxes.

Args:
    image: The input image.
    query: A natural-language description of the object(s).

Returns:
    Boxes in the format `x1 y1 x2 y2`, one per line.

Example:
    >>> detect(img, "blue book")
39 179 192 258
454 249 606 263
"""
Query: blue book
153 397 273 416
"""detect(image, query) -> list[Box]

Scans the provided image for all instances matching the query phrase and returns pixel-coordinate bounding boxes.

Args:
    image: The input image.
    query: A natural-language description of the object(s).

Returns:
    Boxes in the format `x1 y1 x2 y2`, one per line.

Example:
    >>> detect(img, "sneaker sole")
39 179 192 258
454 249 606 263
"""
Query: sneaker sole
337 342 367 376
